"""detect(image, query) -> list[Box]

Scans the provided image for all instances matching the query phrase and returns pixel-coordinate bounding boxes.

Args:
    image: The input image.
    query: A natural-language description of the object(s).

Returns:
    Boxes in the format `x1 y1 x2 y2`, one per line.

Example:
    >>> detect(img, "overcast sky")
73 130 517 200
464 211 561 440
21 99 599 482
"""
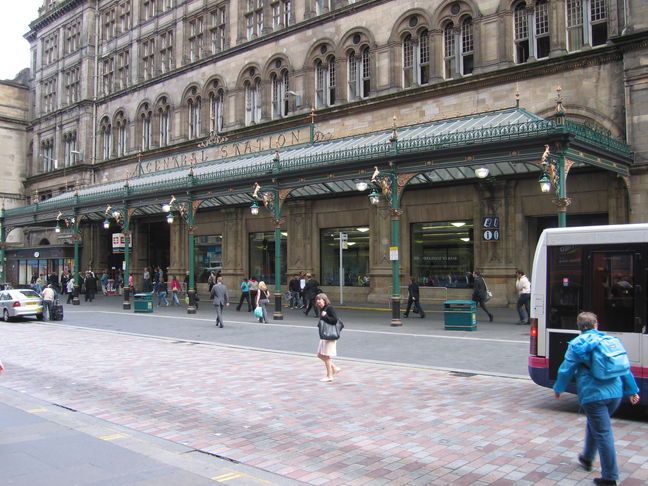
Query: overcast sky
0 0 43 80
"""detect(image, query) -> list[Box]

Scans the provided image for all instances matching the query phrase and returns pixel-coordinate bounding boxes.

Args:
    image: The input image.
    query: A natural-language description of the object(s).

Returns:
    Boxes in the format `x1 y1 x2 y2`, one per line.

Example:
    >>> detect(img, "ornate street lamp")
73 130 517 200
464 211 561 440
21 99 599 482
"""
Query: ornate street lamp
162 195 199 314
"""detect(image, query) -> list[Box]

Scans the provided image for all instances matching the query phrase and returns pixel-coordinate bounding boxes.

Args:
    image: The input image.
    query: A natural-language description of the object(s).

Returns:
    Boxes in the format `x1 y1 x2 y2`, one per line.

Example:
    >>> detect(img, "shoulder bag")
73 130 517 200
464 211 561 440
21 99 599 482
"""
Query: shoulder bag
484 279 493 302
318 318 344 341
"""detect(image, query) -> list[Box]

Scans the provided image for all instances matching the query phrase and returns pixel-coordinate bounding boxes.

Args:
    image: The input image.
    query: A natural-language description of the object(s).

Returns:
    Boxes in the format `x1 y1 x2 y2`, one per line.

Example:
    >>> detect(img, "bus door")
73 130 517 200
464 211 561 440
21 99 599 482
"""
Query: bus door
584 247 646 368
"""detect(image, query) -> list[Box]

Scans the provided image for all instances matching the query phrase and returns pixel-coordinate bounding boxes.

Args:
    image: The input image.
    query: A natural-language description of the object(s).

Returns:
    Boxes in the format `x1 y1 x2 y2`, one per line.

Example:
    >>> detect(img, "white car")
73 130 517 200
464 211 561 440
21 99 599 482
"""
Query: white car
0 289 44 321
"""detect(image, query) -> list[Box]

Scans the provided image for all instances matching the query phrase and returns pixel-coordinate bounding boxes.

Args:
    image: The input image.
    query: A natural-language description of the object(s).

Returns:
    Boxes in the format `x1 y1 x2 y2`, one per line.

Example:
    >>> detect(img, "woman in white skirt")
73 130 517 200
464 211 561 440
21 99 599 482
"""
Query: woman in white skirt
316 293 342 382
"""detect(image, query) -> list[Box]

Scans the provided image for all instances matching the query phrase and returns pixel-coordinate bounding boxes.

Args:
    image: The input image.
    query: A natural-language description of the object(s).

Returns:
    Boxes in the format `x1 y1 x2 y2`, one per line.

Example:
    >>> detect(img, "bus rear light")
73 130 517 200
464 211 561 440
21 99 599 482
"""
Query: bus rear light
529 317 538 356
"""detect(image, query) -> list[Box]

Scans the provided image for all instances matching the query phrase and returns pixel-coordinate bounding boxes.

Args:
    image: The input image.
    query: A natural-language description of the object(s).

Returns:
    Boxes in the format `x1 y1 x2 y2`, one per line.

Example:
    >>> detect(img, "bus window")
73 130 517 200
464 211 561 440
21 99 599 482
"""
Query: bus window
590 251 635 333
547 246 583 330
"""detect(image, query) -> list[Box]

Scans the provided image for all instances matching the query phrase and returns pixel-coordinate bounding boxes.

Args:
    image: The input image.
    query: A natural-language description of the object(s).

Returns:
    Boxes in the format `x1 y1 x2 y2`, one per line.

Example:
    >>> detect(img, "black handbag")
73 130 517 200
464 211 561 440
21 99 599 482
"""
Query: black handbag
318 318 344 340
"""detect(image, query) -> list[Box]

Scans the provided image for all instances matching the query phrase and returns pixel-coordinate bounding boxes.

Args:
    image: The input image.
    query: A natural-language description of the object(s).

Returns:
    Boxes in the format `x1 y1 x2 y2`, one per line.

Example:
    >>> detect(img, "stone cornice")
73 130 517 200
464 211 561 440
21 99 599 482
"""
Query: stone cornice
25 0 87 41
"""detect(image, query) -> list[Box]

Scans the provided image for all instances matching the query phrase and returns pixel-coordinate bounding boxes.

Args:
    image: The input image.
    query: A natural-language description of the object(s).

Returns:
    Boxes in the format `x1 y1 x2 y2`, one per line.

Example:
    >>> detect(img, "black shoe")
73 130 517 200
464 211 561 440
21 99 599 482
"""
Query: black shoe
578 454 592 472
489 314 493 322
593 479 616 486
420 314 425 318
219 324 223 328
403 313 408 318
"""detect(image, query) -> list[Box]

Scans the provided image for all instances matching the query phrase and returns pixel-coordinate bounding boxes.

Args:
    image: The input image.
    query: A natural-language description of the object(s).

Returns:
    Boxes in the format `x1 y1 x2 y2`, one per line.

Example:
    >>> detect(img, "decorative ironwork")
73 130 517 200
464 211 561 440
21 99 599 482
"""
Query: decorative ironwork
198 131 228 148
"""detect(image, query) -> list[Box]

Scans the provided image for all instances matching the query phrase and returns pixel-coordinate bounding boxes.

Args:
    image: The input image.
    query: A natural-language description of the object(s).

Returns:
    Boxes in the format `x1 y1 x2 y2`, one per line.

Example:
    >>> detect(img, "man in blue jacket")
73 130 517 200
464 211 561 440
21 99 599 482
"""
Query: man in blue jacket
554 312 640 486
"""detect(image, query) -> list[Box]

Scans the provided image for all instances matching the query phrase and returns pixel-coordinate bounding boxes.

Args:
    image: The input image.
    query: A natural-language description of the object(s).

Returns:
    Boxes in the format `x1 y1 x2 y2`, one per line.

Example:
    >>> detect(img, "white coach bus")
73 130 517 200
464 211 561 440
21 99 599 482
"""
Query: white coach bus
528 224 647 397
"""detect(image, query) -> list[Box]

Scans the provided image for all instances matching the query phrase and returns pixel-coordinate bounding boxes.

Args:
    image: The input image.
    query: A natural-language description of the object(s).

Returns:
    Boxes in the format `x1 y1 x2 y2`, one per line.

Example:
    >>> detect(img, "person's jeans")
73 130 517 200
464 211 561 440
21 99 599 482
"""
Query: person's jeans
43 300 53 320
171 291 180 306
582 397 621 481
290 291 302 308
158 291 168 306
517 293 530 322
259 298 269 322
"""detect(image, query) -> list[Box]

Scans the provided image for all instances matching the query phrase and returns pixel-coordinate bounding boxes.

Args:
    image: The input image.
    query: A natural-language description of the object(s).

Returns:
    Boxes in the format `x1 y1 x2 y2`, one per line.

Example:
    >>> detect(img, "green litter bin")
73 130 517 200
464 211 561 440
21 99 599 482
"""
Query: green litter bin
444 300 477 331
133 293 154 313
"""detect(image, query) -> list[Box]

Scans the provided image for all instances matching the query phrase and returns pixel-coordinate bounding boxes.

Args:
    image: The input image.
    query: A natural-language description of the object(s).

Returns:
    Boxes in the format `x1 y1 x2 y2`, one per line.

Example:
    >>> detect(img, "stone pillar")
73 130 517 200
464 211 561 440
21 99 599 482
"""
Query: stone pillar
286 200 311 276
167 218 187 279
223 207 244 287
474 180 517 306
367 204 392 305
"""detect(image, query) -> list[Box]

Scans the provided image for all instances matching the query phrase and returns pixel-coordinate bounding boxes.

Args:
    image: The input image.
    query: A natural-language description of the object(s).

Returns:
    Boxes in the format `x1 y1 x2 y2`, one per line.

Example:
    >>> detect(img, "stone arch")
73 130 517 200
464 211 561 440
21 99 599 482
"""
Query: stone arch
237 64 264 126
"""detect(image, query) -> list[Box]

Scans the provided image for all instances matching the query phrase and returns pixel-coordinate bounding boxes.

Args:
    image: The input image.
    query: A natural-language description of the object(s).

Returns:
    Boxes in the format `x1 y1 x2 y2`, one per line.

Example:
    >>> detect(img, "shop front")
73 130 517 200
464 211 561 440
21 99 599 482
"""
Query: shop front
0 105 633 323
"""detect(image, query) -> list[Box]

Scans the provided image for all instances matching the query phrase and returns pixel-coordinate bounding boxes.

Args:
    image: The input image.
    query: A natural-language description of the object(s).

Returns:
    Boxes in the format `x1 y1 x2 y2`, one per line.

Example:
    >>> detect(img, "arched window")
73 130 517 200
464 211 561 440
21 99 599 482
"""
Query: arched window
186 88 202 138
316 55 335 108
208 81 225 132
402 29 429 88
100 117 112 160
139 104 152 151
347 46 370 100
443 18 473 79
157 97 170 147
114 111 128 156
271 70 289 119
244 77 262 125
461 18 474 75
514 1 550 63
63 131 77 167
41 138 55 171
566 0 607 52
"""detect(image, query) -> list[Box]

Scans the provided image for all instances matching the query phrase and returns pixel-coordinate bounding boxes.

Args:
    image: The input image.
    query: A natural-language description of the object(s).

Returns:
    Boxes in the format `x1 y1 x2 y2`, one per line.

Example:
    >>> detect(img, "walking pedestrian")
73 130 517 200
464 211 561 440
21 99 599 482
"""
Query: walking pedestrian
66 276 75 304
288 274 302 309
84 271 97 302
256 281 270 323
515 270 531 325
472 271 493 322
100 270 109 295
303 273 320 317
554 312 640 486
169 275 181 306
157 278 169 306
315 293 342 382
207 271 217 293
236 277 251 311
210 276 229 328
143 267 151 292
249 277 259 312
403 276 425 318
299 272 306 308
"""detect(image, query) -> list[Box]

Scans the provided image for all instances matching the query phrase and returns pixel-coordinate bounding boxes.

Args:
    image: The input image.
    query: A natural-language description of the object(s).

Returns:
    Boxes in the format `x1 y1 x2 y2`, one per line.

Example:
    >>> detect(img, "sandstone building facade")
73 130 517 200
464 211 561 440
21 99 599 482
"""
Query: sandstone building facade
3 0 647 311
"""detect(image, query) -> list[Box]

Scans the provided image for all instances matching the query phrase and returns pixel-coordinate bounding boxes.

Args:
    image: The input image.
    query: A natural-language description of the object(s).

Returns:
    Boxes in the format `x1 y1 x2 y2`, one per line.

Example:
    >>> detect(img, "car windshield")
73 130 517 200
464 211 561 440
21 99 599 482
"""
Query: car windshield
16 290 40 299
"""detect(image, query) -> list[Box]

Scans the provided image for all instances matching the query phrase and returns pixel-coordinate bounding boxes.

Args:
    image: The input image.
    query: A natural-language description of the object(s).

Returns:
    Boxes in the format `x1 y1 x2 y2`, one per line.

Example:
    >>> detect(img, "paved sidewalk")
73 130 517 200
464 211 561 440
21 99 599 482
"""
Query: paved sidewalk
0 387 303 486
1 322 647 485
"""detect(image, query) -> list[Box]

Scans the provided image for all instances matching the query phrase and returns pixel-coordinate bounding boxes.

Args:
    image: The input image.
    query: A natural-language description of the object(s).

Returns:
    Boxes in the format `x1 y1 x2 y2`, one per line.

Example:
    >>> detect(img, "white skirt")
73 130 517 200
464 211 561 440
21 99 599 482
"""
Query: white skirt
317 339 337 357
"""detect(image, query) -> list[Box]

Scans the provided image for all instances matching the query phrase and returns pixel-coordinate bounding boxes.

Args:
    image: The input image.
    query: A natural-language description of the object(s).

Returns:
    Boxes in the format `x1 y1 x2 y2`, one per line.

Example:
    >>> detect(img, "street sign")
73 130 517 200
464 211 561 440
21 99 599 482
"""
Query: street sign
482 216 500 241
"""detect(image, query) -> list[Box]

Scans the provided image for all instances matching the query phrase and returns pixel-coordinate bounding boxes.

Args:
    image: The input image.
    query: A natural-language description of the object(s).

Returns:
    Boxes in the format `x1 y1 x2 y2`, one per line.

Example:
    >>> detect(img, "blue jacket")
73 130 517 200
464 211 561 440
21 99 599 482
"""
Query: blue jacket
553 329 639 405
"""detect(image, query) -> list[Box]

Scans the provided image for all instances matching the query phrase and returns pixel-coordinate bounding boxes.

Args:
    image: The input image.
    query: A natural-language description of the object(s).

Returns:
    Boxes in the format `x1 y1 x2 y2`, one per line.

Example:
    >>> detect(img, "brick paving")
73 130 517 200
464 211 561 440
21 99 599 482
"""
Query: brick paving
1 322 647 485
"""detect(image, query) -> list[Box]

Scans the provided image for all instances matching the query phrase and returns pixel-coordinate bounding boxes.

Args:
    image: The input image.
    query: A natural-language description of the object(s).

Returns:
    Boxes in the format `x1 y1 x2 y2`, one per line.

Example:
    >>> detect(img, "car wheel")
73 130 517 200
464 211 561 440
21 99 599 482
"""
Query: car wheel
3 309 10 322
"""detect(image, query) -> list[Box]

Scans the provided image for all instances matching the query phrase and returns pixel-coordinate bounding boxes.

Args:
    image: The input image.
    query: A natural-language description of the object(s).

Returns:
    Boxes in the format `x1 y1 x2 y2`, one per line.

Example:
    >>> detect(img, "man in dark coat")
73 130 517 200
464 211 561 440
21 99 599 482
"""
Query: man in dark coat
84 271 97 302
303 273 320 317
403 276 425 318
472 270 493 322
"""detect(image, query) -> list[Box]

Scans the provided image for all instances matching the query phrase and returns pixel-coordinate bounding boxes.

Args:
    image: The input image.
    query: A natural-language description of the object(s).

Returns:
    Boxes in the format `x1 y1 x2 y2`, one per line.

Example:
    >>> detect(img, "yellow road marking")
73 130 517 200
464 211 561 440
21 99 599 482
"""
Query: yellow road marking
99 433 130 440
211 469 277 484
212 472 242 482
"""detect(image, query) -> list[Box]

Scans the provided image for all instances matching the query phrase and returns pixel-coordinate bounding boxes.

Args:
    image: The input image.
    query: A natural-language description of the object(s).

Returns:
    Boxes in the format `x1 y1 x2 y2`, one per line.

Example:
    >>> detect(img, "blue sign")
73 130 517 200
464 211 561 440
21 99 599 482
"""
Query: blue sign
482 216 500 229
482 229 500 241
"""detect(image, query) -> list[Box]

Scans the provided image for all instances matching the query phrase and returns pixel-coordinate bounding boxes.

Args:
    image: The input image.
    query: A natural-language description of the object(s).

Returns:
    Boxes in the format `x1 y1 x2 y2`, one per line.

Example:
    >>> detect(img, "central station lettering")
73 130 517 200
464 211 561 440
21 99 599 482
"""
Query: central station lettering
136 128 306 175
